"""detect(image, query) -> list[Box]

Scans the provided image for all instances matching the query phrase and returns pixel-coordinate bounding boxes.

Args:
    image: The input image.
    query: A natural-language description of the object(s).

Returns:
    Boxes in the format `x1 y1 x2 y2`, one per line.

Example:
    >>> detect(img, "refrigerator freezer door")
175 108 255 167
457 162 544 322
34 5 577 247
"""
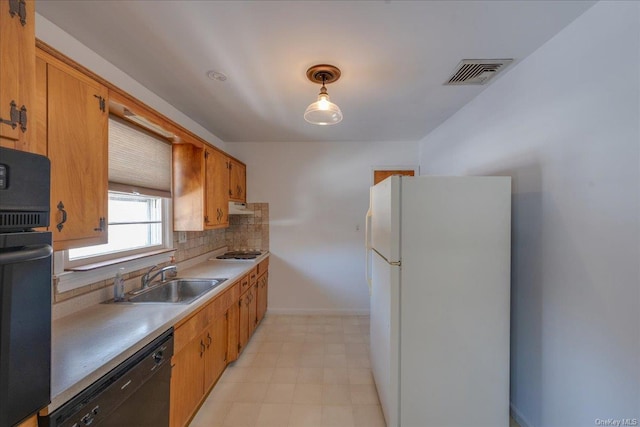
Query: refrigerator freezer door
370 250 400 427
370 176 401 263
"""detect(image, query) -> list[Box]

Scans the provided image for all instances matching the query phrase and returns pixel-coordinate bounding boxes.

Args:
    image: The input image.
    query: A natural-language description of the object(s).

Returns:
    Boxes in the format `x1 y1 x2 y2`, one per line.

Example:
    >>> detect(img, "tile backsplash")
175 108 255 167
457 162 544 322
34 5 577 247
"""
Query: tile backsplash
225 203 269 251
53 203 269 306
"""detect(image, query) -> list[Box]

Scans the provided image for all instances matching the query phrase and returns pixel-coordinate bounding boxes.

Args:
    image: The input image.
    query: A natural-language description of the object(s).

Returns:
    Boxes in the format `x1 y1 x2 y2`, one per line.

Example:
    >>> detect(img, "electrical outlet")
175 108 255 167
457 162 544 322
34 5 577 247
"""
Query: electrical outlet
178 231 187 243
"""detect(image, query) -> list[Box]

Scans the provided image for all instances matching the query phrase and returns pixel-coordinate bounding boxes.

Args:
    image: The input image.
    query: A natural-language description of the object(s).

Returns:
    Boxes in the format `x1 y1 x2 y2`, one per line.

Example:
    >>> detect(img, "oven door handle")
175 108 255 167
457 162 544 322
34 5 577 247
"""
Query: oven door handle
0 244 53 265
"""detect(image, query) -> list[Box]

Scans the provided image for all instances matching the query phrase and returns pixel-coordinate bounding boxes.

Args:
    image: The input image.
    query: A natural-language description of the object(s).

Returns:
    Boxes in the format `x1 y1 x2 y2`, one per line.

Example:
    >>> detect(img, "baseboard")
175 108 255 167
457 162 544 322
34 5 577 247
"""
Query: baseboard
266 308 370 316
510 402 532 427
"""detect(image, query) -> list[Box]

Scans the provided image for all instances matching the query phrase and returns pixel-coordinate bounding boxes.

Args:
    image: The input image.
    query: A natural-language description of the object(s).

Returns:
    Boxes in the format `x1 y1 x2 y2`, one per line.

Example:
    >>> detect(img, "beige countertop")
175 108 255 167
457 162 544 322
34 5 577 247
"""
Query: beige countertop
48 252 269 413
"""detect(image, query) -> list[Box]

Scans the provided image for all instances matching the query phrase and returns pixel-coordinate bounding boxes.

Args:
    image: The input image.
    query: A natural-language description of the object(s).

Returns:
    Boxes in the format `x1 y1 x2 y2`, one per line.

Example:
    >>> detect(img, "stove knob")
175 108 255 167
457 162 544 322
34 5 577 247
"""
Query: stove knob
153 350 164 364
92 405 100 415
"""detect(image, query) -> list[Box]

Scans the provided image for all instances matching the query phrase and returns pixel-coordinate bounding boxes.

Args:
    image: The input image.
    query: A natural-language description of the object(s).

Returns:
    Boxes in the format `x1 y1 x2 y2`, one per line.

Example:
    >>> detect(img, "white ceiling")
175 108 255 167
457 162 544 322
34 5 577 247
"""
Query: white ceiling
36 1 595 143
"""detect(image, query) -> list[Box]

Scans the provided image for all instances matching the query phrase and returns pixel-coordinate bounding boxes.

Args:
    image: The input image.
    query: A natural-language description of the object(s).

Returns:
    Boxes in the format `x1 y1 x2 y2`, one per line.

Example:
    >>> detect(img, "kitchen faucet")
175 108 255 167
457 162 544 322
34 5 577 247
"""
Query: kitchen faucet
140 264 177 289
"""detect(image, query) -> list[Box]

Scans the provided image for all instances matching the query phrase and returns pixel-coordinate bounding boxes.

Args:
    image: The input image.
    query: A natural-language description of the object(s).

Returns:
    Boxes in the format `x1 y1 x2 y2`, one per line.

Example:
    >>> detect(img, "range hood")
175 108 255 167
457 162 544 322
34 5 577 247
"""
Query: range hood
229 202 253 215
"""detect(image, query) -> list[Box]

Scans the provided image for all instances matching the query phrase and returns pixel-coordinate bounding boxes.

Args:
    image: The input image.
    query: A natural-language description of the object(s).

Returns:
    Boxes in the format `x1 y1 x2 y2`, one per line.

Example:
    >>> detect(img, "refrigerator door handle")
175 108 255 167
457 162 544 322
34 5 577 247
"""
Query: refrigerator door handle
0 244 53 265
365 207 373 294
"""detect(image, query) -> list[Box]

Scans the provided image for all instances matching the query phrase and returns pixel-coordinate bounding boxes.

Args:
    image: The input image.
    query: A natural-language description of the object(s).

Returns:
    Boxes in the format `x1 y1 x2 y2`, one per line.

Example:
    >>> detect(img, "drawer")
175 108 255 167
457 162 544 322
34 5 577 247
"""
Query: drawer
210 281 239 319
240 273 251 293
248 267 258 288
257 257 269 275
174 308 208 354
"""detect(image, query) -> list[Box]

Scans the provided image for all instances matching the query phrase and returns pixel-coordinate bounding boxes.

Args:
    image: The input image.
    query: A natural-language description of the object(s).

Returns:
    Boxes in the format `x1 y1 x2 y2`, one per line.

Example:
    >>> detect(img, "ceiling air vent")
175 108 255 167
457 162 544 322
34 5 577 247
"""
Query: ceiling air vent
445 59 513 85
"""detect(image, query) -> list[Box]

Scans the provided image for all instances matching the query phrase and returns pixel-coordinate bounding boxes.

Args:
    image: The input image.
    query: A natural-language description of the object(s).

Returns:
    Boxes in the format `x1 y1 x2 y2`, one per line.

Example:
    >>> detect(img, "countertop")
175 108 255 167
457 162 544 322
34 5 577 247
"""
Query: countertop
48 252 269 413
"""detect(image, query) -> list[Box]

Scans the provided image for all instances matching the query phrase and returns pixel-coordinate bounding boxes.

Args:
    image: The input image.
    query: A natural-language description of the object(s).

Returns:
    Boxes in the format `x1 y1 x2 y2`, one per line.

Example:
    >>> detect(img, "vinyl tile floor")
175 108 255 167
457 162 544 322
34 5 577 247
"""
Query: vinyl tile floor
189 314 521 427
189 314 380 427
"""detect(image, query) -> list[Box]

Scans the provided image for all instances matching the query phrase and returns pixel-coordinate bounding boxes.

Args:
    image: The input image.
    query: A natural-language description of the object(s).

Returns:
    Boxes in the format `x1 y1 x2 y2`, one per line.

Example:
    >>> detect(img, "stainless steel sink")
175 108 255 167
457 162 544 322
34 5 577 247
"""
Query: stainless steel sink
123 278 227 304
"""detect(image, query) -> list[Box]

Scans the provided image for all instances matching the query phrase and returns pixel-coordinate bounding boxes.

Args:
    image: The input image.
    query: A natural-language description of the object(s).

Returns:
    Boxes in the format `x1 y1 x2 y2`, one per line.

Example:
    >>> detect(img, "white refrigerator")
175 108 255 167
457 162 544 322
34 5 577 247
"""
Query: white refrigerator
365 175 511 427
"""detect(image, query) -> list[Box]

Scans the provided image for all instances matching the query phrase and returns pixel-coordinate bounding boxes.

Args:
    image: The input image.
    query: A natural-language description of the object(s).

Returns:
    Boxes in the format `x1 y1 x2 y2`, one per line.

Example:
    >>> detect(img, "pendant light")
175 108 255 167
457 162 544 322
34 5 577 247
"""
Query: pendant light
304 64 343 125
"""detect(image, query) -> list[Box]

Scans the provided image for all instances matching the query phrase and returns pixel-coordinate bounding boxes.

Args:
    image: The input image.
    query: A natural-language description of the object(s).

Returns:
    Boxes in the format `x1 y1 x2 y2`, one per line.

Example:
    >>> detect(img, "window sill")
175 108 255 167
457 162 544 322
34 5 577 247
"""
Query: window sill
66 248 175 271
55 249 176 294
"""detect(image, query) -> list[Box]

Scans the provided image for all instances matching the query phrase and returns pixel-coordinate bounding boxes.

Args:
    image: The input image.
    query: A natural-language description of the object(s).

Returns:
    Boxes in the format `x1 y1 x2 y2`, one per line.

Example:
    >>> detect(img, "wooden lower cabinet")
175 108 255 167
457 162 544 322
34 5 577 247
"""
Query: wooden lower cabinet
204 312 228 391
170 334 206 427
238 282 257 355
257 272 268 324
256 258 269 325
227 299 239 363
169 261 268 427
15 414 38 427
238 287 250 355
170 281 239 427
248 284 258 337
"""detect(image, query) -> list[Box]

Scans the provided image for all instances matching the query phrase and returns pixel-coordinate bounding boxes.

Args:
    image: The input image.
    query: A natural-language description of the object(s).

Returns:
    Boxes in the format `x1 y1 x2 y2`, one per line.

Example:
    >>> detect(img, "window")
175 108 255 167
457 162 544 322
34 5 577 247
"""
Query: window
64 115 173 268
68 192 165 261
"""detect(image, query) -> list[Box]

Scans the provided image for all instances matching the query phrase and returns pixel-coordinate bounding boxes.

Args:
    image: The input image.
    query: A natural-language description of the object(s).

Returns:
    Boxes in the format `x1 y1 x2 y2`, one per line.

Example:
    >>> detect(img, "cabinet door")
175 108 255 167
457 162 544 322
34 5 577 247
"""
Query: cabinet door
248 285 258 337
173 143 205 231
229 158 246 202
204 313 228 391
204 148 229 228
238 291 250 354
0 0 35 151
227 302 239 363
257 272 268 324
202 325 216 393
47 62 108 250
170 337 206 427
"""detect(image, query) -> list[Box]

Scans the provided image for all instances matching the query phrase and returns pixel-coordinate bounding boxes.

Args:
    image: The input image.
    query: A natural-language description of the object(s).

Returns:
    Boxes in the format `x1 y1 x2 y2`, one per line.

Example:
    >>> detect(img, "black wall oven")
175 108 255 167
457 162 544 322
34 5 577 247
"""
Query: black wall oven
0 147 52 427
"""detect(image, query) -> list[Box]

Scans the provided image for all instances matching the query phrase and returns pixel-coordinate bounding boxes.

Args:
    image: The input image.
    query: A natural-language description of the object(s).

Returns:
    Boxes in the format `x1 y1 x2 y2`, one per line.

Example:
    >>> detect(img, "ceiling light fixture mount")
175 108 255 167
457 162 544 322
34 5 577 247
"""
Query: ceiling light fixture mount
304 64 343 126
206 70 227 81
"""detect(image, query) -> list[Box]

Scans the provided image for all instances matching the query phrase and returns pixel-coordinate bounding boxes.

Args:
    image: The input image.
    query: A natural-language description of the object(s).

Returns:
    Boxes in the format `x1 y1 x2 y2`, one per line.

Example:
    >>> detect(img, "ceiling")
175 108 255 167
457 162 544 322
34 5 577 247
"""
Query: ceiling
36 1 595 143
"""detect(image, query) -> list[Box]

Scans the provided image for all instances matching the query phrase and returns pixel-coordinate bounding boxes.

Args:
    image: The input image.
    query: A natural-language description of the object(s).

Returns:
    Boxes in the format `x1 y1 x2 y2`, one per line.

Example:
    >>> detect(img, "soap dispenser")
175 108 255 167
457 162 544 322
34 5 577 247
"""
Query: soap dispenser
113 267 125 302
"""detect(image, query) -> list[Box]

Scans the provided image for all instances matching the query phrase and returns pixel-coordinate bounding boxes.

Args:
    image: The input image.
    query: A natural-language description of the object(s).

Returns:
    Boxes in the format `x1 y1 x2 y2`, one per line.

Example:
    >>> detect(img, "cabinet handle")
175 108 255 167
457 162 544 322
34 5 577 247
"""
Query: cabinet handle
94 217 106 232
93 94 106 112
207 333 212 348
200 340 205 357
56 201 67 232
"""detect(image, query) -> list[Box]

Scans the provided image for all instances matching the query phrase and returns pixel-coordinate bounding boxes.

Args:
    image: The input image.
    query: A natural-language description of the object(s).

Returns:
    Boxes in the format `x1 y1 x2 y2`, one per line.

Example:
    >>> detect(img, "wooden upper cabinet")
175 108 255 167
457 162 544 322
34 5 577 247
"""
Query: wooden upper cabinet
229 158 246 202
173 143 229 231
36 50 109 250
0 0 35 151
205 148 229 228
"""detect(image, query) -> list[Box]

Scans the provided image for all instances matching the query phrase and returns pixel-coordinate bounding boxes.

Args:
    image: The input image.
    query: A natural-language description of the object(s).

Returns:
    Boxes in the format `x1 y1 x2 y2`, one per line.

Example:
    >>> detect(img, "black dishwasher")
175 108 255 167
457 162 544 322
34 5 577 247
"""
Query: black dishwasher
40 329 173 427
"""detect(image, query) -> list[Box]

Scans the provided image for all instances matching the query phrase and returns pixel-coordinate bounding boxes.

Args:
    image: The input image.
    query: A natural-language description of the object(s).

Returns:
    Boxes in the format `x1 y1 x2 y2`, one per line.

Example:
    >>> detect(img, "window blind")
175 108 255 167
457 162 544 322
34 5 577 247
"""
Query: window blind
108 116 172 198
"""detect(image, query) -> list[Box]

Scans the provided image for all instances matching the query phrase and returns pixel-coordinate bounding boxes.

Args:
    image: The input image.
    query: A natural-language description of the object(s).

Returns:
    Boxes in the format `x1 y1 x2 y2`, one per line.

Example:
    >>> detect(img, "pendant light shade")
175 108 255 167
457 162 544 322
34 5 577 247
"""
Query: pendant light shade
304 64 343 126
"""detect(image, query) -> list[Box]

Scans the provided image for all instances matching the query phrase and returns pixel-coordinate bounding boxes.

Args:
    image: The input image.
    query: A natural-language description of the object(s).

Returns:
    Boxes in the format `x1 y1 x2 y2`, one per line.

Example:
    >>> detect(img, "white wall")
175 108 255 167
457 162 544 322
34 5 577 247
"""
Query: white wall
35 14 225 149
228 141 419 315
418 2 639 427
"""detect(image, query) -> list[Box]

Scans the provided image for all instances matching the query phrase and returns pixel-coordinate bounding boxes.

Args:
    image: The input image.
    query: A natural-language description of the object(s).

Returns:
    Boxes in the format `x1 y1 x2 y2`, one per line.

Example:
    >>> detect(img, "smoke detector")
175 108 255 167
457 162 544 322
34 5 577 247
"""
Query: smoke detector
445 59 513 85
